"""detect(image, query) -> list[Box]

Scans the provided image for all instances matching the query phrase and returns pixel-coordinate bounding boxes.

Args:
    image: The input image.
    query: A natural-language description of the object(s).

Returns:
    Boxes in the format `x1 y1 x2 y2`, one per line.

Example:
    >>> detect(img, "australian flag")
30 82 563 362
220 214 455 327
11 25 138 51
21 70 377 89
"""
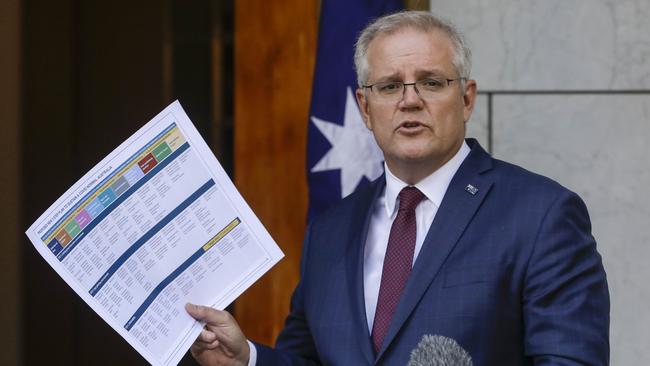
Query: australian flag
307 0 403 219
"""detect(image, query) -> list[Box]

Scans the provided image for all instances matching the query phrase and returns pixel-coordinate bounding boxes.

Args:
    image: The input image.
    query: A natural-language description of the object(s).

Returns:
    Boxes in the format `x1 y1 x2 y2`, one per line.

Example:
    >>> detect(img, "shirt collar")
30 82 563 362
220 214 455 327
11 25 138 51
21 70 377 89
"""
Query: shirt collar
384 140 471 218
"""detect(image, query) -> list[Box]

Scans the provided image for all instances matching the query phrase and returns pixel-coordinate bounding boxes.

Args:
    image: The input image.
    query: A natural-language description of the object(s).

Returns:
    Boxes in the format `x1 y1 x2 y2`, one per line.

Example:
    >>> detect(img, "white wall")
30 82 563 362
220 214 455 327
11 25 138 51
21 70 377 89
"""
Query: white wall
433 0 650 363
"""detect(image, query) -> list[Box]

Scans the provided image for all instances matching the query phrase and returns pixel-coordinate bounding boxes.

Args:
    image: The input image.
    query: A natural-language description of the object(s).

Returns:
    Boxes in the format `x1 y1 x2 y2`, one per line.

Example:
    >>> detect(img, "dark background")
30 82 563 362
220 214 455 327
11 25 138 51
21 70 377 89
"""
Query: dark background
18 1 232 364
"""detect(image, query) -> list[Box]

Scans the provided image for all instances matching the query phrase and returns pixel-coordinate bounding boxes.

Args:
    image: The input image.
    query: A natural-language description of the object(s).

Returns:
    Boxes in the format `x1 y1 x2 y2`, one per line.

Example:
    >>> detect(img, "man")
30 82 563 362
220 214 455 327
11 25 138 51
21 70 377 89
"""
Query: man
186 11 609 365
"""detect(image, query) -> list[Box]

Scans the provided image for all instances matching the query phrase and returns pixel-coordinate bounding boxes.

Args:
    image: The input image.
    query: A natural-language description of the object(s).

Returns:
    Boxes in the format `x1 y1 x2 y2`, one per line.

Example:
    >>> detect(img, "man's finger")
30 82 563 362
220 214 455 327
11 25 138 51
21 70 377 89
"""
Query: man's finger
191 339 220 355
192 337 220 351
185 303 232 325
191 329 221 351
197 329 217 343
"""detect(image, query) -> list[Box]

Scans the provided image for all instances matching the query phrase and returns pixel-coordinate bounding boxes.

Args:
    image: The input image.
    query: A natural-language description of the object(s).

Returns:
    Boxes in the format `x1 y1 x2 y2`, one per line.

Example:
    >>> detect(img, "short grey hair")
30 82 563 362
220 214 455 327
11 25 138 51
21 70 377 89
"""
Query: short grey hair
353 11 472 87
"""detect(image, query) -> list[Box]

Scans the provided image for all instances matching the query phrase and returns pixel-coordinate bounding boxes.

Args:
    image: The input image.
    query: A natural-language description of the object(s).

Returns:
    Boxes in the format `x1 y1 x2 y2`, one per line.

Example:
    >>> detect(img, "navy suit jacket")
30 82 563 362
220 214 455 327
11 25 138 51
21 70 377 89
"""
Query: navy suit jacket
256 139 609 365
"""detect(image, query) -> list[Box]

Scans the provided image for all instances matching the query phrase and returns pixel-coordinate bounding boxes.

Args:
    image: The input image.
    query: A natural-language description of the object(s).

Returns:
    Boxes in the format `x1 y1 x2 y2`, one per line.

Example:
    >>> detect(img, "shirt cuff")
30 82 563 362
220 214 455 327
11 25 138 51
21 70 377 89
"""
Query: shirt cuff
247 340 257 366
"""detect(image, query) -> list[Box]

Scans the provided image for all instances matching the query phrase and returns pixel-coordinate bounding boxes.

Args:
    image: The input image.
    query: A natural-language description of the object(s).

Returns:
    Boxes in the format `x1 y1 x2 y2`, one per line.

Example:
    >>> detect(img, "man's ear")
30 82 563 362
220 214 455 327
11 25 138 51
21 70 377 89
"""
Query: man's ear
355 88 372 130
462 79 477 123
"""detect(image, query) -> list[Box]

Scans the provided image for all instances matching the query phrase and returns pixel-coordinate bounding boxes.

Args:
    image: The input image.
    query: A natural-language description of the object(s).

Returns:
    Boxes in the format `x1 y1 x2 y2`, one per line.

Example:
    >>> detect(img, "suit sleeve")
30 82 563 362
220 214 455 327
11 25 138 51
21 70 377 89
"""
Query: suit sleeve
253 223 321 366
523 190 610 365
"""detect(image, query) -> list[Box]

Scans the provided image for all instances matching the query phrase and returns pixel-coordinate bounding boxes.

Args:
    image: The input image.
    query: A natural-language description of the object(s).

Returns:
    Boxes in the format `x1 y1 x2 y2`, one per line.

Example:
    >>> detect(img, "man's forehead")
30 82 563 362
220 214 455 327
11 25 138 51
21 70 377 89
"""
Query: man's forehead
368 27 453 50
366 28 454 62
365 28 456 78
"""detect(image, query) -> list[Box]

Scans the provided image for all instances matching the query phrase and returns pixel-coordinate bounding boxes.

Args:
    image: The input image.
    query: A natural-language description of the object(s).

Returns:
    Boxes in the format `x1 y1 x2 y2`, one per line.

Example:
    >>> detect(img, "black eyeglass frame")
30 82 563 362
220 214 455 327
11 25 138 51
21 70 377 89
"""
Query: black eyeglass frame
362 77 467 96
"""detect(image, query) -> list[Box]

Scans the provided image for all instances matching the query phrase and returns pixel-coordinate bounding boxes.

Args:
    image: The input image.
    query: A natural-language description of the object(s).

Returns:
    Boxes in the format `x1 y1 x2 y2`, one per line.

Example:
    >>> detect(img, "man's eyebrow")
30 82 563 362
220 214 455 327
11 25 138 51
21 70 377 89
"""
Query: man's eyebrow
370 72 402 83
371 69 451 83
415 69 448 78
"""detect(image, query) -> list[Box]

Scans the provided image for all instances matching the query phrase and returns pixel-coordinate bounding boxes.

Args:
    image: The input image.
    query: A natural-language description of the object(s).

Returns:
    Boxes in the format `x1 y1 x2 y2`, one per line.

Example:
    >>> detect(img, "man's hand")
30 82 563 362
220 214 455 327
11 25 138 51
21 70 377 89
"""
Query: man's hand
185 303 250 366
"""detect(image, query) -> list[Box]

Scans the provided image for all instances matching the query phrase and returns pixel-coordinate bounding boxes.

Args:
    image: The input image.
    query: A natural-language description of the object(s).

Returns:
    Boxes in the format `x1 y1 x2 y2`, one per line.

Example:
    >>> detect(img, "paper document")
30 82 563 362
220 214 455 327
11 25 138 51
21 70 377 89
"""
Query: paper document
25 101 284 366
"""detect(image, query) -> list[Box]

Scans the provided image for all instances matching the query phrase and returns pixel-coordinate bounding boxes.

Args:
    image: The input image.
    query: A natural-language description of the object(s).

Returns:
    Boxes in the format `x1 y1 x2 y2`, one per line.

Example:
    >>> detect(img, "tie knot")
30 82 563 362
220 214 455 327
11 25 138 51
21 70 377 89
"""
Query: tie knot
397 186 425 211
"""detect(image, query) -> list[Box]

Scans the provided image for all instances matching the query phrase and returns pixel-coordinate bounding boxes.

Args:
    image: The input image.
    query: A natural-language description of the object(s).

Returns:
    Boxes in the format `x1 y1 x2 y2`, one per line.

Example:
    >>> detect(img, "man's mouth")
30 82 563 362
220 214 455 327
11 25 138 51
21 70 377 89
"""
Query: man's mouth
397 121 426 130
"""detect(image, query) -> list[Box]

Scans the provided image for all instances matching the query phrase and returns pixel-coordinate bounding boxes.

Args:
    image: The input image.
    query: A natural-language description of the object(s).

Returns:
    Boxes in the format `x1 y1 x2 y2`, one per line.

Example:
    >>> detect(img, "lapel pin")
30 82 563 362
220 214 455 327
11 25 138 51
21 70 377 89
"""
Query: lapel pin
465 184 478 195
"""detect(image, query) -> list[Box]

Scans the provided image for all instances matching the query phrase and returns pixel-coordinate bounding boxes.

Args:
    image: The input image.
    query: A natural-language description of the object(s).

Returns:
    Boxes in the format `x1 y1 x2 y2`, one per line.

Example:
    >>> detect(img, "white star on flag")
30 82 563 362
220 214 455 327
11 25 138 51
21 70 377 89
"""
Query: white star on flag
310 87 384 198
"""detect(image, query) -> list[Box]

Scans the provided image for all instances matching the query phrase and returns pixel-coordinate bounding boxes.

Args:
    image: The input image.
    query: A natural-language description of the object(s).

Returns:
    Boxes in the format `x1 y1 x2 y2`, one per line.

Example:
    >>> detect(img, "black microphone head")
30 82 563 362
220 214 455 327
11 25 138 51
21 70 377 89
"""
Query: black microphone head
407 335 473 366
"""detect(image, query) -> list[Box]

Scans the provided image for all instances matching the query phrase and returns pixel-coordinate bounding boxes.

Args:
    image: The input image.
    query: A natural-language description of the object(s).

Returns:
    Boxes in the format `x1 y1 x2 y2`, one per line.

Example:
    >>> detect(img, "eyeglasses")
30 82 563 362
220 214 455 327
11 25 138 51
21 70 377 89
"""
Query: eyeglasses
362 77 466 103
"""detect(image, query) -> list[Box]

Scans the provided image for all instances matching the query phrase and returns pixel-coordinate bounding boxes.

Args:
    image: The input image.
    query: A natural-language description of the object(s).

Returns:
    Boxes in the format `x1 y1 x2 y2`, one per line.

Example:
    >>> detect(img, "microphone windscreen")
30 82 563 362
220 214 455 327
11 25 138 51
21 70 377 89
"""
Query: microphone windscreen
407 334 473 366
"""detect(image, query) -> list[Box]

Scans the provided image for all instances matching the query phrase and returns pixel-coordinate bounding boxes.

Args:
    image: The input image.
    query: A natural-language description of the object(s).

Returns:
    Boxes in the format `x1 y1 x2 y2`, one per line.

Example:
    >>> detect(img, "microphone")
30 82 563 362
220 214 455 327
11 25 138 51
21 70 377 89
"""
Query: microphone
407 335 473 366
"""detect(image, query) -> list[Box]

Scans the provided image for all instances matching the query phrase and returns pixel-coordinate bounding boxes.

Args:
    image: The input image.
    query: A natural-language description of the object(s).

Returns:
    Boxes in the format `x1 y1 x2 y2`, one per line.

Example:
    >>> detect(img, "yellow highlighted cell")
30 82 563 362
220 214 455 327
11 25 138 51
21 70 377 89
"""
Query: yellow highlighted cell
203 218 241 251
165 128 186 151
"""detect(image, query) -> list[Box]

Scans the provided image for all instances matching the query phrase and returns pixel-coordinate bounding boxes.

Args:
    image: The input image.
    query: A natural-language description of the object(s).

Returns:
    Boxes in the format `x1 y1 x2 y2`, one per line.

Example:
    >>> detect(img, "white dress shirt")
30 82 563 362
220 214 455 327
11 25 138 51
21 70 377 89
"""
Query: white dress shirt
248 142 471 364
363 142 470 332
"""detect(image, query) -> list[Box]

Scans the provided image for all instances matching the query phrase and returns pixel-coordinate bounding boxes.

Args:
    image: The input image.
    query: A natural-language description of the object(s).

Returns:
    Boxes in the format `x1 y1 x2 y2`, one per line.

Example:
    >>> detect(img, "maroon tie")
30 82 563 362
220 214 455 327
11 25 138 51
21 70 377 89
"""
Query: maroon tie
371 186 425 354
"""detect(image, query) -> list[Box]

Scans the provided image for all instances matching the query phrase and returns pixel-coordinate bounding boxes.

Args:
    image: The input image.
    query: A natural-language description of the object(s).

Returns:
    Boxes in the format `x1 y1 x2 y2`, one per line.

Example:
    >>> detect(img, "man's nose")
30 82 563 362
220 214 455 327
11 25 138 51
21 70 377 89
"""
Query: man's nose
399 83 423 109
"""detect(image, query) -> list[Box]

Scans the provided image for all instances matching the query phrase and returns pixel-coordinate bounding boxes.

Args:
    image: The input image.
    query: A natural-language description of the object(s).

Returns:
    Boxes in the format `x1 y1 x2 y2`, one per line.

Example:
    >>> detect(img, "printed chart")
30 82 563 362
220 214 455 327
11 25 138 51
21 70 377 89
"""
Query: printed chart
26 101 284 366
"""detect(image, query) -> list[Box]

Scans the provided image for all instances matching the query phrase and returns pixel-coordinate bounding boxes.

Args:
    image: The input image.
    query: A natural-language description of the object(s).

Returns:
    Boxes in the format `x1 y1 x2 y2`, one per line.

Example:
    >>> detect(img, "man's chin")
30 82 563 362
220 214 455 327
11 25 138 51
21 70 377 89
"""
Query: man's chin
392 152 434 166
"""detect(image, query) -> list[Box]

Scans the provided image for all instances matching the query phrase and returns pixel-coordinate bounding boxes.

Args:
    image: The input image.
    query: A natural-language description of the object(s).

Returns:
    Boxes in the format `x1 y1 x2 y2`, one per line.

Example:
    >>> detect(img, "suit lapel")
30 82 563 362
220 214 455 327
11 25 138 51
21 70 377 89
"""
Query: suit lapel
375 140 495 362
345 176 385 365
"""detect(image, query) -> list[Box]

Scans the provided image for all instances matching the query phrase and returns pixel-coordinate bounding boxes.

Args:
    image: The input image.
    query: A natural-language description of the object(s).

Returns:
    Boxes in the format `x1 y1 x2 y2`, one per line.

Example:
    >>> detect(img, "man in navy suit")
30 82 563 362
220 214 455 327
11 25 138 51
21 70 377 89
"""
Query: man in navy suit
186 11 609 365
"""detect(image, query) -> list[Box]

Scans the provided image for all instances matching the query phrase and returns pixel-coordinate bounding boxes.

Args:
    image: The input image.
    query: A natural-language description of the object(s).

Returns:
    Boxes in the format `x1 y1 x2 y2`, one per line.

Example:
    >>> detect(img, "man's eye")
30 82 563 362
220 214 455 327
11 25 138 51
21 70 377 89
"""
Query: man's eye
420 79 444 89
378 82 401 92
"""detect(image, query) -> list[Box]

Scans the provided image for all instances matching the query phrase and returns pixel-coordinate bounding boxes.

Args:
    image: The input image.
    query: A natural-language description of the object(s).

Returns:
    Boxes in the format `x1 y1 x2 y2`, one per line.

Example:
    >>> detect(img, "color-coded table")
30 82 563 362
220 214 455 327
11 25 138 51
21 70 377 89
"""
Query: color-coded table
46 127 186 256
